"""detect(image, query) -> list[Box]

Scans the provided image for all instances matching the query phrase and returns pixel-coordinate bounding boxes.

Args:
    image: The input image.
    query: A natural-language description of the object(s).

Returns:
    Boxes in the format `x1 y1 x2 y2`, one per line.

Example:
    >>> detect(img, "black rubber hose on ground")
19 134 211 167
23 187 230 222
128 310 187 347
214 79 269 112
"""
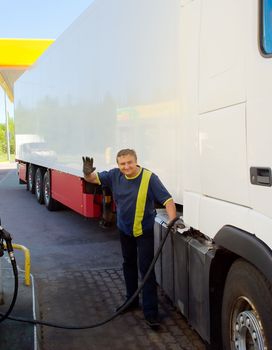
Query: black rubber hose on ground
0 228 19 323
0 216 182 330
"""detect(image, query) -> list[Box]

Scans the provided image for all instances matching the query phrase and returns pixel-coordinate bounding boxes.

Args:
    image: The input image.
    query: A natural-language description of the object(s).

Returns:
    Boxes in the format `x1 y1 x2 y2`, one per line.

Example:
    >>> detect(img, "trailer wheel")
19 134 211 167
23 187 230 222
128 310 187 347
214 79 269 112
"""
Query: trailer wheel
35 168 44 204
27 164 36 193
43 170 60 211
222 259 272 350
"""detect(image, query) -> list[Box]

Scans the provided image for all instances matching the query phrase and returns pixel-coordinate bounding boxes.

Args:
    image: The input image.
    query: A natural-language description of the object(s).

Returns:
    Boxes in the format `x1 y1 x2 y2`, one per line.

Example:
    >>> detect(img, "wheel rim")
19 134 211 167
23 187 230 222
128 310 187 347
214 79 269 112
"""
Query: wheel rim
44 176 50 205
36 172 41 198
28 167 33 190
231 297 267 350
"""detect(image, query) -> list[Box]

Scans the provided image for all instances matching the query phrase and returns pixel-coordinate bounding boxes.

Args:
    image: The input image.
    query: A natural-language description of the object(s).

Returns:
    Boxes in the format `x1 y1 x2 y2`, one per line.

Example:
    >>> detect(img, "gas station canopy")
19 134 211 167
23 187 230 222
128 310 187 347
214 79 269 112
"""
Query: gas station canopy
0 38 54 102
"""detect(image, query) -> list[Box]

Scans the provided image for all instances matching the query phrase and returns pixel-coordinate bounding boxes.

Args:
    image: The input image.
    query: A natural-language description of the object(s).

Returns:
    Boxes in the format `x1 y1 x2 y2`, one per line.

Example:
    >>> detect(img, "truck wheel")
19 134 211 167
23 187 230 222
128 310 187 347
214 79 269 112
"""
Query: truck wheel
27 164 36 193
35 168 44 204
43 170 60 211
222 259 272 350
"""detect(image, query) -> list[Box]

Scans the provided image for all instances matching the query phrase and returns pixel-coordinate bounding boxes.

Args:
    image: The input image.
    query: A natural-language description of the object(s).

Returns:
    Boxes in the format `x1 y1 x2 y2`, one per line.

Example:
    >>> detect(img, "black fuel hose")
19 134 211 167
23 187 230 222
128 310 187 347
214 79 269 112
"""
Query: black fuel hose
1 216 182 329
0 227 19 323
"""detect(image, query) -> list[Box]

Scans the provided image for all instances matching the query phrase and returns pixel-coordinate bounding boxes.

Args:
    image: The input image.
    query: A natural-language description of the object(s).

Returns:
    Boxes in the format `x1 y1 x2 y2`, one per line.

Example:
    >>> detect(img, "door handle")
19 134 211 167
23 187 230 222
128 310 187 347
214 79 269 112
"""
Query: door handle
250 167 272 187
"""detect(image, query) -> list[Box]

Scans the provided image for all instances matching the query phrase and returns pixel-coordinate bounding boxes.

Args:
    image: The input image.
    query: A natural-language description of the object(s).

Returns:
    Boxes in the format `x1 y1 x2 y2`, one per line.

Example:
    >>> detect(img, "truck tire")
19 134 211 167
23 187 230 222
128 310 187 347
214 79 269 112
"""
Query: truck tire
35 168 44 204
222 259 272 350
27 164 36 193
43 170 60 211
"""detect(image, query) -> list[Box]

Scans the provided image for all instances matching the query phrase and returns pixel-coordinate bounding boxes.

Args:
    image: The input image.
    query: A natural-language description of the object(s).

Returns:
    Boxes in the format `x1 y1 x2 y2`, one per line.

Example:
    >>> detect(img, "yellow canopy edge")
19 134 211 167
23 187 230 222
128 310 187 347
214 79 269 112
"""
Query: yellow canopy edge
0 38 54 68
0 38 54 101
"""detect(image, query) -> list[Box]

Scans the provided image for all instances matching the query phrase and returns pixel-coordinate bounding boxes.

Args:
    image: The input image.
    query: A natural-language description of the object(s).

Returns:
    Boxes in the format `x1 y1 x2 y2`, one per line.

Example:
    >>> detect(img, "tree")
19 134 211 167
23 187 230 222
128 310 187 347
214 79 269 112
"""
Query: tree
0 117 15 156
8 117 15 154
0 123 6 153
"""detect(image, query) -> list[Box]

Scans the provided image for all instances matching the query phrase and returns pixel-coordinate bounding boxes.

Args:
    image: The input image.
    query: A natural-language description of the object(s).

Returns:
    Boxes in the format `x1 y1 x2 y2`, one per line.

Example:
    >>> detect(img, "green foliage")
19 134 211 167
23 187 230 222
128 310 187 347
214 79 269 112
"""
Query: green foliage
0 124 6 153
9 117 15 154
0 117 15 160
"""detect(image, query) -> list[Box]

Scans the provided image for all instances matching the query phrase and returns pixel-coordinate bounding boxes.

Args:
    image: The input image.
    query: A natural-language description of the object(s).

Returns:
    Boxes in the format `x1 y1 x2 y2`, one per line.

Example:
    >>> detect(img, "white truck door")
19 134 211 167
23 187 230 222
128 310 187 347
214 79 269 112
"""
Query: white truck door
198 0 249 207
247 0 272 221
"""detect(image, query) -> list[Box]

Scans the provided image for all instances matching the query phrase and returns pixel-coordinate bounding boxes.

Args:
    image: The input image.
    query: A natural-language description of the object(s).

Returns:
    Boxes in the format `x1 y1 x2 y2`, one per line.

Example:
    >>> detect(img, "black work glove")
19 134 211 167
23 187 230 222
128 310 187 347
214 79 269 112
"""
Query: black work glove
168 217 185 232
82 156 96 176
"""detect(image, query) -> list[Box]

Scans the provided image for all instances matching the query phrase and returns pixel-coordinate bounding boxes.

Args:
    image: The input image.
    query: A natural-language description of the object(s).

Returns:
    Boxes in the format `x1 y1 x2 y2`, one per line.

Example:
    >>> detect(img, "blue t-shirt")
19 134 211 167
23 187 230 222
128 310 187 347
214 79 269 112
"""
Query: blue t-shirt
97 167 172 236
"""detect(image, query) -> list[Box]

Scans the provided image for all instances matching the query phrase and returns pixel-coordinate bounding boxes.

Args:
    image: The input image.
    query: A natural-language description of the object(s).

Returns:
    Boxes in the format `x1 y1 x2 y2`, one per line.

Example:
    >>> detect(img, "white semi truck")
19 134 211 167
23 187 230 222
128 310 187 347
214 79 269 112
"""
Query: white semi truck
15 0 272 348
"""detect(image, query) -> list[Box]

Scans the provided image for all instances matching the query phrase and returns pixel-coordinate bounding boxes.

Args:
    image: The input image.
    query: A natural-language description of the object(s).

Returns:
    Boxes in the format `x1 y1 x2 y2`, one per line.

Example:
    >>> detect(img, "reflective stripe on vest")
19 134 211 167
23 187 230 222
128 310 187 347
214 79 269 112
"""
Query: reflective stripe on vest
133 169 152 237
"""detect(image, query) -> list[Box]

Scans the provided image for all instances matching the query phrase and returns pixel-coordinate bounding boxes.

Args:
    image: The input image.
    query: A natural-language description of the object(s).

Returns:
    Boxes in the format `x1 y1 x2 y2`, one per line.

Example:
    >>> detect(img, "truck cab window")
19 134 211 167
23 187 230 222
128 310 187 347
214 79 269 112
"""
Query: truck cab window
261 0 272 55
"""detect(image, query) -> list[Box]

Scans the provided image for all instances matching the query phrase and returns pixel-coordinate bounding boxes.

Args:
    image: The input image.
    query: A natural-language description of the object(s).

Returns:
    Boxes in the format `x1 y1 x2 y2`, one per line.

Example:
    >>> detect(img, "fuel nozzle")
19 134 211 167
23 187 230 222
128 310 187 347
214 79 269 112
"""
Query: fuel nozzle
0 223 16 271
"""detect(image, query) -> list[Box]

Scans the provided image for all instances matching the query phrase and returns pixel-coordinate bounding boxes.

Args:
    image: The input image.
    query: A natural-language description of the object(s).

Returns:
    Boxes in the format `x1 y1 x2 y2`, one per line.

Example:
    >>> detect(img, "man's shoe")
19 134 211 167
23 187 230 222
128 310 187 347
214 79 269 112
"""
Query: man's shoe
115 300 139 314
145 315 160 329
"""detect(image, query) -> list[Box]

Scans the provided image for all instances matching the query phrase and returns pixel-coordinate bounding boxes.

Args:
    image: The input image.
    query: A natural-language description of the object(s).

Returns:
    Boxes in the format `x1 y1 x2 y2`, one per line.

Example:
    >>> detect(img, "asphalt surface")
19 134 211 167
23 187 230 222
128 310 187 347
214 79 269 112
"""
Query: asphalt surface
0 162 206 350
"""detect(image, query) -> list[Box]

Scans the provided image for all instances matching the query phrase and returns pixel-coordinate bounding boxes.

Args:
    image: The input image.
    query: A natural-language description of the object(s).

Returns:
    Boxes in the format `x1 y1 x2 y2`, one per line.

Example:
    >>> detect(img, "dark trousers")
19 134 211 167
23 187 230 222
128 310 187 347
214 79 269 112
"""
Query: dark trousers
119 229 158 318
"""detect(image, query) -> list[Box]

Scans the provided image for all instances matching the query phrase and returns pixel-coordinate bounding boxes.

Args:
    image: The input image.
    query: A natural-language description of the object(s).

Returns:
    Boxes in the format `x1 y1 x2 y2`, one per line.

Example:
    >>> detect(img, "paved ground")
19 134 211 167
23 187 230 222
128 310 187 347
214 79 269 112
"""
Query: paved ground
0 269 35 350
0 162 206 350
36 268 205 350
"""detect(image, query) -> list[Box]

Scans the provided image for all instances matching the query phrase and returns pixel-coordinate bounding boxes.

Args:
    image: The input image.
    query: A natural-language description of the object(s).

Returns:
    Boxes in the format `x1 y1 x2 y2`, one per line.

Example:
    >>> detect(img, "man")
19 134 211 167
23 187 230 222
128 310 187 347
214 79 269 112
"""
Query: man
82 149 176 328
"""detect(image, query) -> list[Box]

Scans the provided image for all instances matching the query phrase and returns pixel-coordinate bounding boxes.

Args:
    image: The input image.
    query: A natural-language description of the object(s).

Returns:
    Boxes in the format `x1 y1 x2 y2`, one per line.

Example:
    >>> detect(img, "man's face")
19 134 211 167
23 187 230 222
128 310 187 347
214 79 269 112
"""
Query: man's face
117 154 138 177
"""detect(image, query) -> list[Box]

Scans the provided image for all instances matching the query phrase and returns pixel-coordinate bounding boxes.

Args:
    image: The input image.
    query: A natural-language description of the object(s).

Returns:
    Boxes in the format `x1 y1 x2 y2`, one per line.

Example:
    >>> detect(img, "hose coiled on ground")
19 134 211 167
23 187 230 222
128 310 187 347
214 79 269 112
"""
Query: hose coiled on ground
0 216 182 329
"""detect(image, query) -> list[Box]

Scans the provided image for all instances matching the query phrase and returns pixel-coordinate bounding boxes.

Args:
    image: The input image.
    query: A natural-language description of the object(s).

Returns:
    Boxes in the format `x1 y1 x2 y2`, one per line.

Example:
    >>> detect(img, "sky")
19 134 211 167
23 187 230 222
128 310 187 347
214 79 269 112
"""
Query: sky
0 0 93 39
0 0 94 123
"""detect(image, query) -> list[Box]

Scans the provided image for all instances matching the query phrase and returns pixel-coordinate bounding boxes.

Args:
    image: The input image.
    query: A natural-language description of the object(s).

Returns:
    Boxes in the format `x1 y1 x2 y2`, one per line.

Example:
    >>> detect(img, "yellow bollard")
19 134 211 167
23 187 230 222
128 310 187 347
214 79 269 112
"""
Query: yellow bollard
4 243 31 286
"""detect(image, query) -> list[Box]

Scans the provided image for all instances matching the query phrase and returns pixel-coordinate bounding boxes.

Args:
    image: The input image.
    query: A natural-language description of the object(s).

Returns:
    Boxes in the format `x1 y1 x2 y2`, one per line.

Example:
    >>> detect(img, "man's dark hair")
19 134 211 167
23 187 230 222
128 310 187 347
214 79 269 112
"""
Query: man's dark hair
116 149 137 163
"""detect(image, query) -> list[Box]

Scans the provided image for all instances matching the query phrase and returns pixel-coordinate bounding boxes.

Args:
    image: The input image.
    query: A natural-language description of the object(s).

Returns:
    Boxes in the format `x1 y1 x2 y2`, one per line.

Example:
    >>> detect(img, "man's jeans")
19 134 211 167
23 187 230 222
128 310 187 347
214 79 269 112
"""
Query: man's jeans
119 229 158 318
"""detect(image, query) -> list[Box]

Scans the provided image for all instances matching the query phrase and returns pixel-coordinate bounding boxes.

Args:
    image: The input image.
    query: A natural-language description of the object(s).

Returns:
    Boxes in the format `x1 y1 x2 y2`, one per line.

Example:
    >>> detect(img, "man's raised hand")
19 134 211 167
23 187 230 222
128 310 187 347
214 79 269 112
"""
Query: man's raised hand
82 156 96 176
